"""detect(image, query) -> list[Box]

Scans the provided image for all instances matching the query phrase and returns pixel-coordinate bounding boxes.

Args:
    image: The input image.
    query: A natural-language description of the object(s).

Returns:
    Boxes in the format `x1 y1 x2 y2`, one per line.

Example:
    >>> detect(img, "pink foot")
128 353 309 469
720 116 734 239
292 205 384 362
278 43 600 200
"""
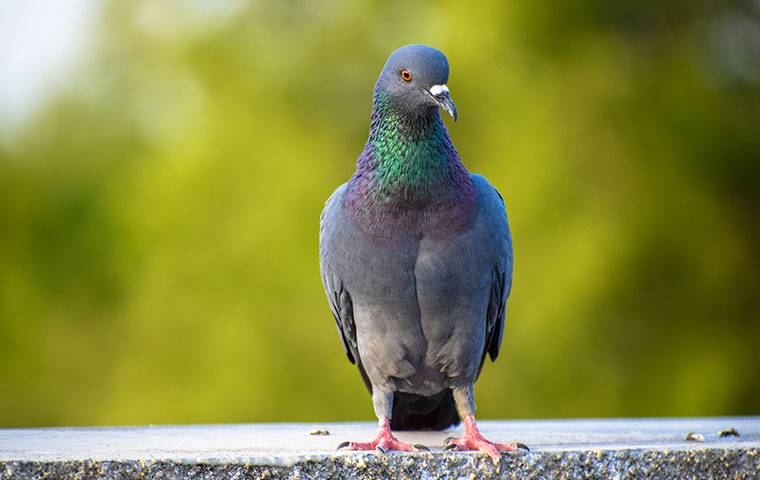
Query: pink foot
338 417 429 454
444 415 529 464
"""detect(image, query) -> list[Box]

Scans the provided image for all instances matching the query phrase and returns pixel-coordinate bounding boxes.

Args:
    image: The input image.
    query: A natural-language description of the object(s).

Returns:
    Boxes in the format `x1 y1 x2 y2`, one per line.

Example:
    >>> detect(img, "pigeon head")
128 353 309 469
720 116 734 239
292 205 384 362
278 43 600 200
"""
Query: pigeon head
374 44 457 122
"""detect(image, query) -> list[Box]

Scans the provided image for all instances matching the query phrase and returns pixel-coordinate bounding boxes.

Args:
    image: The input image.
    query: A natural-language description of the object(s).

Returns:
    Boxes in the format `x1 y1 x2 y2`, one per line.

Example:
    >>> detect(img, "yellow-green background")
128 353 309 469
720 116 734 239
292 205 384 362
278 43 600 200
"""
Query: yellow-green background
1 1 759 427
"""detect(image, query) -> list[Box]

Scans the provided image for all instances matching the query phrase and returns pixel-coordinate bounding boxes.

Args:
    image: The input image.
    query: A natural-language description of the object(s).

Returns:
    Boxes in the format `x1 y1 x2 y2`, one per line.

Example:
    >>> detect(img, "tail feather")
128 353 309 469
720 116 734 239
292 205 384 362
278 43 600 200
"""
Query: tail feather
390 389 460 431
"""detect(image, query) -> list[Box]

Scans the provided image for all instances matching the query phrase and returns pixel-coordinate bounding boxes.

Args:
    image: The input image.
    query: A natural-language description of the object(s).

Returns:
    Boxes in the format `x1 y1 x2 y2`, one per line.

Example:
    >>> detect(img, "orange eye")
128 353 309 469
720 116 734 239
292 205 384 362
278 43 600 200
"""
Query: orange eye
401 69 412 82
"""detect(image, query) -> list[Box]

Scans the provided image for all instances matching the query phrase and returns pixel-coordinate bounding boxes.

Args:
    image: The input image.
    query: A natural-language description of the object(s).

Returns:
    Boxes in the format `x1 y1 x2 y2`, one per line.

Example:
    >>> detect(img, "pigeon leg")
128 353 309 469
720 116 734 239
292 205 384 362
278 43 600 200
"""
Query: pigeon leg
443 414 528 464
337 416 422 452
445 387 528 464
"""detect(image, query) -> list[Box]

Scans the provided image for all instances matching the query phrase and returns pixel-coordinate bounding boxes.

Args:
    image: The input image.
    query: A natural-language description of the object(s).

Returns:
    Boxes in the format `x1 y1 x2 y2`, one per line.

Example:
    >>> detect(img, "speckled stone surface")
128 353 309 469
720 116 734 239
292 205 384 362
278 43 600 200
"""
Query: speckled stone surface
1 418 758 479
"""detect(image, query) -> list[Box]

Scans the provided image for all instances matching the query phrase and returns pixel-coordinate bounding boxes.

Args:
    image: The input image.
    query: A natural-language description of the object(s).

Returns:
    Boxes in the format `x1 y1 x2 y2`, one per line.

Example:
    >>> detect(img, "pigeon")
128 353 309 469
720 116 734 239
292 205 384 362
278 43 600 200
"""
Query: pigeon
319 44 525 463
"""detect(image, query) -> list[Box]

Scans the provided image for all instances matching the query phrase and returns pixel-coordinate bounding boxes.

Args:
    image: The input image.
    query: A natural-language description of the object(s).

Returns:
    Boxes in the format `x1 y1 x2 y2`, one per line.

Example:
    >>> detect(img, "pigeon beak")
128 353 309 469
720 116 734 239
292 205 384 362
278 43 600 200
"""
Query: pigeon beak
428 84 457 122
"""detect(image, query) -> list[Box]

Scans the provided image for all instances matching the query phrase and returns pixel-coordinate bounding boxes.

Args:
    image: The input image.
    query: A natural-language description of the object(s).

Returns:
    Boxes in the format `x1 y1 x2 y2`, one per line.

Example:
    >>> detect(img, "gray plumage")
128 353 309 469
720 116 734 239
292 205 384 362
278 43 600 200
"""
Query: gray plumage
319 44 512 432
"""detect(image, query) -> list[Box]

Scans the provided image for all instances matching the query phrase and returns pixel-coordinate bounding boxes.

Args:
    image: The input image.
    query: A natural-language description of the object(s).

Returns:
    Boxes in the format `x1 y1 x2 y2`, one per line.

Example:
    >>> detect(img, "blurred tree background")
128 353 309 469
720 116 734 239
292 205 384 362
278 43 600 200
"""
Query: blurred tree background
1 0 759 427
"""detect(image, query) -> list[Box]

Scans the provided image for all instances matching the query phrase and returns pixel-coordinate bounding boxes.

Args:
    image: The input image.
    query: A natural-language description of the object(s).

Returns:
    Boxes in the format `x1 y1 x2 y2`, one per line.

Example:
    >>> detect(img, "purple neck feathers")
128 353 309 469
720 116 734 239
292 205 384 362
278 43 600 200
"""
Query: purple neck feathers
344 93 475 240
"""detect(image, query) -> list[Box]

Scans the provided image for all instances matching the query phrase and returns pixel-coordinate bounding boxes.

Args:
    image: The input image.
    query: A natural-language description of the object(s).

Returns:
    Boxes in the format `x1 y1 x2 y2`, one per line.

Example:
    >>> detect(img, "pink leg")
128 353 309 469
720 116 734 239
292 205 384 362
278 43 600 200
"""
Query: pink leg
338 417 429 453
444 415 529 464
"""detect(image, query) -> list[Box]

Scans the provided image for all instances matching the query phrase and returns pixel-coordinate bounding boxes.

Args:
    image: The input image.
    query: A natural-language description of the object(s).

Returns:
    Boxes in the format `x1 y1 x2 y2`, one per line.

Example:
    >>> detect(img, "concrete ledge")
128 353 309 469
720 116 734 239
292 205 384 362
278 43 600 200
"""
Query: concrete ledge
1 418 758 479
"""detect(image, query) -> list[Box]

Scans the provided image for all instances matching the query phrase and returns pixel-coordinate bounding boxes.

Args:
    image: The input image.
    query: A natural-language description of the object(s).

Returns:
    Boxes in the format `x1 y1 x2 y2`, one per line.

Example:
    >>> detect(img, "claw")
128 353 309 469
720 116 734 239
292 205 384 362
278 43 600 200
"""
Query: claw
444 414 526 463
413 444 430 451
338 417 418 453
443 436 455 446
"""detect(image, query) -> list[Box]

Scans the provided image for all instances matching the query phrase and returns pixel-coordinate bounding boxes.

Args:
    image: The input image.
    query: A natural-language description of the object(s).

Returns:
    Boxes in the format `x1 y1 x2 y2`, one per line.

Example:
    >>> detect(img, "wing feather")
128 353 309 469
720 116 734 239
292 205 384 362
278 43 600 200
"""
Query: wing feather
474 176 513 377
319 184 373 392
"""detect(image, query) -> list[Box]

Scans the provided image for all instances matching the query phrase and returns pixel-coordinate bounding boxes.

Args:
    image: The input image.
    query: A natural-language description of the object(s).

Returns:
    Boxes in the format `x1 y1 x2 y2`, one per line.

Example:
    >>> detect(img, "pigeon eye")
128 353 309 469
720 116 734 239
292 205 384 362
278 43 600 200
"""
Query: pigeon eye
401 69 412 82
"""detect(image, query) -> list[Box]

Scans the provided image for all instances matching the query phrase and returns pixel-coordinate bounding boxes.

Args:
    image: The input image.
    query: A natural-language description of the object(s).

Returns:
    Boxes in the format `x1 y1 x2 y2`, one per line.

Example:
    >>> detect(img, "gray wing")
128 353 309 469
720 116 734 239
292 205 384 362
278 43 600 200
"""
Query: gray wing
319 184 357 363
323 272 357 364
474 175 513 376
319 184 373 391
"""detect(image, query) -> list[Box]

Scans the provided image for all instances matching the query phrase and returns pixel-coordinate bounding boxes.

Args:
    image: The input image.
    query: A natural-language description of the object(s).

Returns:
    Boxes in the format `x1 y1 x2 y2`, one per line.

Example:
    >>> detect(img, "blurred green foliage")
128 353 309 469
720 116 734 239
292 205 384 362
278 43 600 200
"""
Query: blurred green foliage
1 0 759 427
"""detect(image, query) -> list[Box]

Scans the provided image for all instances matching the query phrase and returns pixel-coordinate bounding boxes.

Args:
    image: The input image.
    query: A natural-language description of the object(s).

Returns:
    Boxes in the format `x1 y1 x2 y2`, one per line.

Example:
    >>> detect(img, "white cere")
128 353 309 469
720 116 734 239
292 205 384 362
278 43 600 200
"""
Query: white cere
428 84 449 96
